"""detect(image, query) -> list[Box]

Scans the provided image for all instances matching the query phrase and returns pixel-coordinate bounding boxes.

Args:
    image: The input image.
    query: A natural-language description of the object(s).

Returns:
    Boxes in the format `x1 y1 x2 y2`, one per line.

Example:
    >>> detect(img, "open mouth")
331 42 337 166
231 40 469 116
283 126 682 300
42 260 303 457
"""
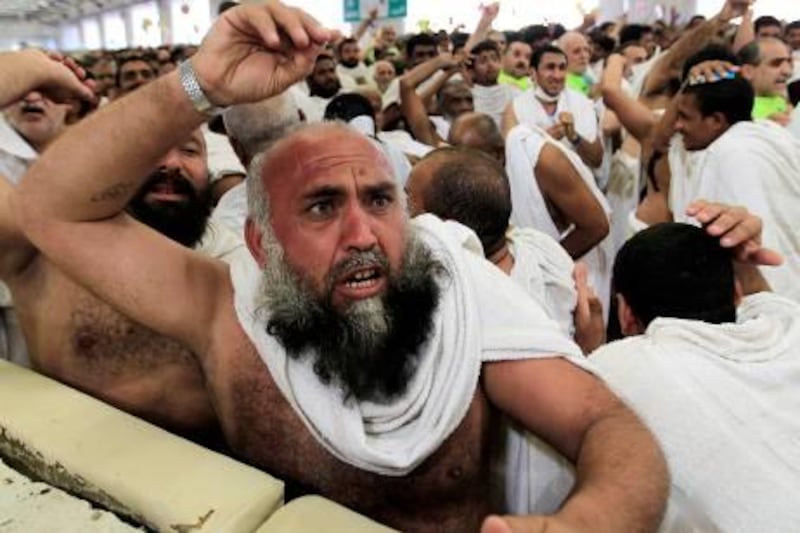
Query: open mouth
342 267 382 289
335 266 386 302
20 103 45 117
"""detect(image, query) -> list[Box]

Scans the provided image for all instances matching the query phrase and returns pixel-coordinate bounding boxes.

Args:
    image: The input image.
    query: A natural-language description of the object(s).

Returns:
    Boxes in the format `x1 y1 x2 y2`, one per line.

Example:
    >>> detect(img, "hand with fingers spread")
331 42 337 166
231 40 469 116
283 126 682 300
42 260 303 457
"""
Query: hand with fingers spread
573 262 605 355
0 49 96 108
686 200 783 266
684 60 739 87
190 1 334 107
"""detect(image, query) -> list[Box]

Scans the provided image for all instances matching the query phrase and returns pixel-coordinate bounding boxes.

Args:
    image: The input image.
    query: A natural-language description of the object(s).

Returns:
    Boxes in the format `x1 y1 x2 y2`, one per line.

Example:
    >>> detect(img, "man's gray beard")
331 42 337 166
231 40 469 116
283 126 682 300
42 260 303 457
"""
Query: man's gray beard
256 227 443 404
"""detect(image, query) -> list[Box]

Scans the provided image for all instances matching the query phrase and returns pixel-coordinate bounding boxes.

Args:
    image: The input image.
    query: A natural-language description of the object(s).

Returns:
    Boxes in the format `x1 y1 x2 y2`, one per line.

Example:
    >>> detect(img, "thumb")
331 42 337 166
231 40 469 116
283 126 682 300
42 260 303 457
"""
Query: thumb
481 515 514 533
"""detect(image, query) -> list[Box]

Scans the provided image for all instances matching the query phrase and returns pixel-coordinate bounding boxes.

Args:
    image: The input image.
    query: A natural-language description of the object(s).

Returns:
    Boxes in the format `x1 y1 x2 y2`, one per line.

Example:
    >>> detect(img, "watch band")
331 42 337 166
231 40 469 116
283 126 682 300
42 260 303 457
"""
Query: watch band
178 60 222 116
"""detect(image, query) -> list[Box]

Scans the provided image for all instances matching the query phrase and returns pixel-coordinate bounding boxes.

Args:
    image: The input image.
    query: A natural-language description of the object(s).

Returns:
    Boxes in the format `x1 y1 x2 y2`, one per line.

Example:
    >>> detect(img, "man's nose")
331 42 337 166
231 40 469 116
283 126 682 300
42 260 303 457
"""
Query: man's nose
155 148 182 171
341 203 378 251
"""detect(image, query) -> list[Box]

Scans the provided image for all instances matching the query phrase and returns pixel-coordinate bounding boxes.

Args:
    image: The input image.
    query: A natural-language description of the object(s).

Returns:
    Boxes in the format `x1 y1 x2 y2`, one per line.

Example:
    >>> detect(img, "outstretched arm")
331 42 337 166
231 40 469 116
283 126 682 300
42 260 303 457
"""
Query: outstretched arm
463 2 499 55
17 2 332 354
482 357 669 532
400 54 459 145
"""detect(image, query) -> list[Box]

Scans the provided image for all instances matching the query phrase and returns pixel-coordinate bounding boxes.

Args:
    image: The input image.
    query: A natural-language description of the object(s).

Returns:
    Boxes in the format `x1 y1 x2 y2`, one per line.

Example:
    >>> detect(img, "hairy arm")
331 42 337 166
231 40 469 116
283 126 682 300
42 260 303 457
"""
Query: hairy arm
536 144 609 259
483 358 669 531
17 3 330 355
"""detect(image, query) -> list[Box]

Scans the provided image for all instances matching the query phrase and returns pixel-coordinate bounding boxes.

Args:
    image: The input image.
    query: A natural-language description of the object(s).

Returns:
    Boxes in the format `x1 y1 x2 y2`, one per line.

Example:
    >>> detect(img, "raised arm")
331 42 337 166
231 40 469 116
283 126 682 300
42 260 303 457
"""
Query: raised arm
16 2 332 353
463 2 499 55
732 5 755 54
352 7 378 43
601 54 657 142
642 0 747 97
400 54 459 145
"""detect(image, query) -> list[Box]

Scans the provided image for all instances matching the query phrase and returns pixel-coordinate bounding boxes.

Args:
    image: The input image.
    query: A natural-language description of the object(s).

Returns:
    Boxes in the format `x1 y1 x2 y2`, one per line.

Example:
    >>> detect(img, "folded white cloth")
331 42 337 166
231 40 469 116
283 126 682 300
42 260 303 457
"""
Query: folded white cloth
472 84 515 129
511 87 598 152
231 214 583 476
671 121 800 303
507 226 577 337
591 292 800 532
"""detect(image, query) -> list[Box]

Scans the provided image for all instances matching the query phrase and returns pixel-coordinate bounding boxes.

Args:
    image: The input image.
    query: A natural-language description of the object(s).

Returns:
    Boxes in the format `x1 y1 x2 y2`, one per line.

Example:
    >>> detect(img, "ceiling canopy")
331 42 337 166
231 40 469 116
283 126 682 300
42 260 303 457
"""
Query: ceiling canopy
0 0 143 26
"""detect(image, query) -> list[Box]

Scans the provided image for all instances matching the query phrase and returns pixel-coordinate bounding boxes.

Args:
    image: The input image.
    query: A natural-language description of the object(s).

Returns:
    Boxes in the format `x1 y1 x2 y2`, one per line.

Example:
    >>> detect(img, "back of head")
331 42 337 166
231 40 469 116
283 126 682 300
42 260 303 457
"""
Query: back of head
613 223 736 328
754 15 782 35
223 92 302 167
619 24 651 46
418 147 511 256
684 77 754 126
448 112 504 162
324 92 375 122
681 44 738 82
521 24 550 48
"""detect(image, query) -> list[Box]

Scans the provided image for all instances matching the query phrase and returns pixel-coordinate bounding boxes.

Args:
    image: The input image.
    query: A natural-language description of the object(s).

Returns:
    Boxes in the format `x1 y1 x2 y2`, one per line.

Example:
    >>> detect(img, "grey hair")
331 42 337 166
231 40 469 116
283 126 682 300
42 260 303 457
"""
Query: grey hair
223 92 302 166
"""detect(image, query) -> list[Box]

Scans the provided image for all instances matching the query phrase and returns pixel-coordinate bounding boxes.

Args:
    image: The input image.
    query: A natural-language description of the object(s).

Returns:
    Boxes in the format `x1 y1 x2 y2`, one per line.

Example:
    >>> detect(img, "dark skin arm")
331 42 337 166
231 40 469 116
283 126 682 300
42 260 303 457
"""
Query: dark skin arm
536 144 609 259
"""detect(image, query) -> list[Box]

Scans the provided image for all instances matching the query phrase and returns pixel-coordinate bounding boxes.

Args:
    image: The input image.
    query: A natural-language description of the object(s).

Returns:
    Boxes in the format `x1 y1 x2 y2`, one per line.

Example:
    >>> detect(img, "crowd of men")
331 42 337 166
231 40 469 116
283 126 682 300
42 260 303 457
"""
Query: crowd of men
1 0 799 530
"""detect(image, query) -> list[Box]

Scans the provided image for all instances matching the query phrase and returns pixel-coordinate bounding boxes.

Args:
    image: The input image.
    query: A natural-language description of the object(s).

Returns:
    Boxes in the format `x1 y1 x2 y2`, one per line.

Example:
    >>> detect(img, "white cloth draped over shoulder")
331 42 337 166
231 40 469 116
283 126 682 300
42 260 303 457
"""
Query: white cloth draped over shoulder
591 292 800 532
505 124 613 322
670 121 800 303
511 87 599 152
471 84 516 129
230 214 584 476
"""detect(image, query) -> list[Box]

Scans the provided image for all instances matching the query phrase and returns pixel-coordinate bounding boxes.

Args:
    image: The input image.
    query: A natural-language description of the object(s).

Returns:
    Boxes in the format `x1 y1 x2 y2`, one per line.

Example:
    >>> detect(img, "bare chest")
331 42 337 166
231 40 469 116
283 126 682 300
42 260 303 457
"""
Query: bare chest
224 345 496 532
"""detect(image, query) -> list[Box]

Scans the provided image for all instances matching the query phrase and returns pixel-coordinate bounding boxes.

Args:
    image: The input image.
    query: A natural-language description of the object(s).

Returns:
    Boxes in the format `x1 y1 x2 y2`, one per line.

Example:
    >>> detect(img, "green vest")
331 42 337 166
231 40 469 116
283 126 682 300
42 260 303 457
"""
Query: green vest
566 72 592 97
752 96 789 120
498 70 532 92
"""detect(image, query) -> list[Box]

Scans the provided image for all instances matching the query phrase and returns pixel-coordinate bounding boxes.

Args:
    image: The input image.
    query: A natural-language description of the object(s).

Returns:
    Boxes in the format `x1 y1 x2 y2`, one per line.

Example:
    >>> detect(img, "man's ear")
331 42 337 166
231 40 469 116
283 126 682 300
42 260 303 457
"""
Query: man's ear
739 64 755 81
617 293 644 336
244 217 268 267
708 111 730 136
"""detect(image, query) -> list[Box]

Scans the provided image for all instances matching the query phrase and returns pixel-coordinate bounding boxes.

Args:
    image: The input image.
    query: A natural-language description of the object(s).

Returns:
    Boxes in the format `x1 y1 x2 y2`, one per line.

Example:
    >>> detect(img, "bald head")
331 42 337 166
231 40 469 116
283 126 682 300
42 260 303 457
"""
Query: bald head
247 122 393 226
557 31 591 74
407 147 510 255
448 112 504 164
223 92 303 167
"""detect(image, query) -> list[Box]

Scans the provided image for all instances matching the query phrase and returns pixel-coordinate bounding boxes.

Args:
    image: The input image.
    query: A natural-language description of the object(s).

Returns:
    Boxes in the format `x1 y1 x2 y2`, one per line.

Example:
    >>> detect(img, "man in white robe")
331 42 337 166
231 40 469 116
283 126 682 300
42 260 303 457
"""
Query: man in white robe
593 217 798 532
671 74 800 303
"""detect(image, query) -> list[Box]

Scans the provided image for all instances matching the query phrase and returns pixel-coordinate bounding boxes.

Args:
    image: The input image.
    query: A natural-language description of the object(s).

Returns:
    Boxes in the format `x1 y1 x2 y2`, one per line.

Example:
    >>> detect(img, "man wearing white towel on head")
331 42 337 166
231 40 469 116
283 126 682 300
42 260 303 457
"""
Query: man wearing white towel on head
15 3 669 532
670 65 800 303
591 203 799 532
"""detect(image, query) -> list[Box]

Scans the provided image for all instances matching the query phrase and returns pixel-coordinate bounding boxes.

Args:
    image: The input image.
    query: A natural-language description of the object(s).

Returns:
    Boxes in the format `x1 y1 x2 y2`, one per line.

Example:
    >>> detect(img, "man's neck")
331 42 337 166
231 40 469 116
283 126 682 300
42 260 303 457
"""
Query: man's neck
488 241 514 275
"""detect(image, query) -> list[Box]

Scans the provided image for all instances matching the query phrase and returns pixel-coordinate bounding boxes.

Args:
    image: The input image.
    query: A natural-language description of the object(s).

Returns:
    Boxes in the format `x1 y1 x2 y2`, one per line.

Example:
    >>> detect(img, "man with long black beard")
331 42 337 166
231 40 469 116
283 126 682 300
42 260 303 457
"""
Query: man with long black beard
300 53 342 121
0 124 231 444
18 3 671 531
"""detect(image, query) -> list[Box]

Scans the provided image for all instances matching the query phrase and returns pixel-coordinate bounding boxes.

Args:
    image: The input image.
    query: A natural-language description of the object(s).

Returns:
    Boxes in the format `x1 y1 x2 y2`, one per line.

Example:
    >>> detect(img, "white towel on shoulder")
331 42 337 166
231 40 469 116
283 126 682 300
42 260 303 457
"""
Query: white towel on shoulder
230 214 583 476
591 292 800 532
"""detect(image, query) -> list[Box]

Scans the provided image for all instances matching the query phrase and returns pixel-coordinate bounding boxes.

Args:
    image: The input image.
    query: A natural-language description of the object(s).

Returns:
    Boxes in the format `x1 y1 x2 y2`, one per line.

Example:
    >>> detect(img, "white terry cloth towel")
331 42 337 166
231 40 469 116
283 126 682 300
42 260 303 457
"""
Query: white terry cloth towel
377 130 434 159
201 124 245 182
671 121 800 303
472 84 516 129
211 181 247 237
0 115 37 184
590 292 800 532
606 150 641 255
505 124 613 322
230 214 585 476
506 226 577 337
502 226 582 517
511 87 598 153
788 105 800 140
196 219 247 265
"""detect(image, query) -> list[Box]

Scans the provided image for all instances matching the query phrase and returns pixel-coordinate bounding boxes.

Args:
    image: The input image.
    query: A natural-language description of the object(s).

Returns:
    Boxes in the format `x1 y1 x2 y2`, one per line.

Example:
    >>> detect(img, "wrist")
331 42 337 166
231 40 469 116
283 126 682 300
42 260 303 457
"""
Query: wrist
177 59 225 116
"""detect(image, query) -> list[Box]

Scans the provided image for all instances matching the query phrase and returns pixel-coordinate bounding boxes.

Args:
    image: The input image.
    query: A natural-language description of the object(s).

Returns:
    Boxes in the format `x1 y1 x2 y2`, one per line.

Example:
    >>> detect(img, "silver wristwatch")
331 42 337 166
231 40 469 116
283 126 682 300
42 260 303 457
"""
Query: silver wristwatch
178 60 223 116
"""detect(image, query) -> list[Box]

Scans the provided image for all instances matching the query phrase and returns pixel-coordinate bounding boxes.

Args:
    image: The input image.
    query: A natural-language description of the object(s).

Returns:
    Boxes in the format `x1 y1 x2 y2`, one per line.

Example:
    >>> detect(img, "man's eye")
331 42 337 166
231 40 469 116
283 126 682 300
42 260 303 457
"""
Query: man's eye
372 194 394 209
308 200 334 216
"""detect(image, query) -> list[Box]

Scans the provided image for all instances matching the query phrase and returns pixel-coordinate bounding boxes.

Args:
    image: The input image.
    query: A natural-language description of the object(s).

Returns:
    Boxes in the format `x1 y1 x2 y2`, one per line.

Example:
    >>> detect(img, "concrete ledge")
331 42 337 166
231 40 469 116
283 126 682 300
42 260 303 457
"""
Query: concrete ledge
256 496 398 533
0 360 284 532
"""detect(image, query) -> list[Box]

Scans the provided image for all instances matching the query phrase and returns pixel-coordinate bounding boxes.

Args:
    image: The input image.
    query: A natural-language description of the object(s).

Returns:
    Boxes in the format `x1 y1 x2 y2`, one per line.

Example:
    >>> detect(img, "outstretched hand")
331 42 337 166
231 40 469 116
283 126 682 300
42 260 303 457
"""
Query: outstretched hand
686 200 783 266
191 1 334 107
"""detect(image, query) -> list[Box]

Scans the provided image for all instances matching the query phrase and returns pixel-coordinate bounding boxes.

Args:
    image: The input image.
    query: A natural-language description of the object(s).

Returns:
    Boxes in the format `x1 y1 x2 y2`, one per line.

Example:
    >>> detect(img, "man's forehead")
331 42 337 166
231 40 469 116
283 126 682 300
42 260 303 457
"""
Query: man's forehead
265 130 389 185
541 53 566 66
